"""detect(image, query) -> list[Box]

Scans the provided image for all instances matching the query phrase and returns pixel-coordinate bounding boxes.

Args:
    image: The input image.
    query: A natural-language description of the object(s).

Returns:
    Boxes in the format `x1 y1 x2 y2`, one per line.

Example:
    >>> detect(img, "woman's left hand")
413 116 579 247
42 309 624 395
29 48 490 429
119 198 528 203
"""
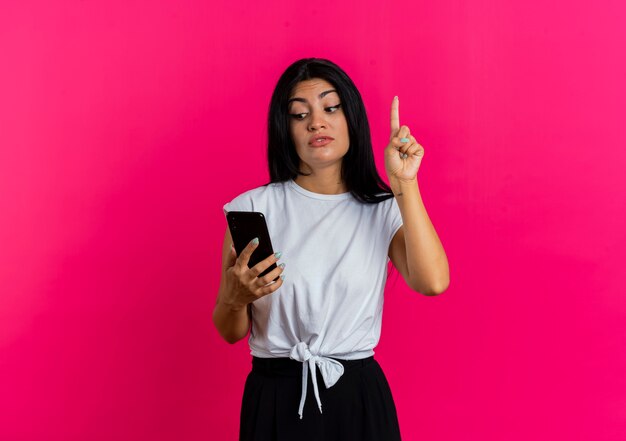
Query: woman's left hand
384 96 424 182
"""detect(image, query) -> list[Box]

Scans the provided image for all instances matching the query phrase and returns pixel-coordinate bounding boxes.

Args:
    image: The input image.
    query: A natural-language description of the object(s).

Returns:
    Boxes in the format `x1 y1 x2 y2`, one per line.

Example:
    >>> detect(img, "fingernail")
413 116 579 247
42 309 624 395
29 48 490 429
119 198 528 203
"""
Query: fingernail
251 237 259 245
279 263 286 269
400 137 410 143
280 274 285 281
274 251 282 259
394 96 398 100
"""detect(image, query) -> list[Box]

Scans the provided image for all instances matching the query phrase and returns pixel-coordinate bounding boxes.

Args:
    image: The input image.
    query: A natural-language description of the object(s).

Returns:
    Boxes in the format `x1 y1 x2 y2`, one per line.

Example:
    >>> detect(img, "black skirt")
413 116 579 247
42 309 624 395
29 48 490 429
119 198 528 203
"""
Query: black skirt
239 356 402 441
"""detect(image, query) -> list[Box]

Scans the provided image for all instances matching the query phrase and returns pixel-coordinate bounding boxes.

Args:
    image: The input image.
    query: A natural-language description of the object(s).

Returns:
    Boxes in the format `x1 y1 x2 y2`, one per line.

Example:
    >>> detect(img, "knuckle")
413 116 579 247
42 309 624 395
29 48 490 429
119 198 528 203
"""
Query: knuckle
266 278 281 293
249 267 261 277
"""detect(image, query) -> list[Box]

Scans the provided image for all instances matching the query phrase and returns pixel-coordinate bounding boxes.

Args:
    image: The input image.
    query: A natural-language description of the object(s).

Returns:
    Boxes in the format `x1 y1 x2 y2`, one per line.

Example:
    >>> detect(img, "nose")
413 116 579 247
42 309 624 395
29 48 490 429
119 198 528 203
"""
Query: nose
308 109 327 132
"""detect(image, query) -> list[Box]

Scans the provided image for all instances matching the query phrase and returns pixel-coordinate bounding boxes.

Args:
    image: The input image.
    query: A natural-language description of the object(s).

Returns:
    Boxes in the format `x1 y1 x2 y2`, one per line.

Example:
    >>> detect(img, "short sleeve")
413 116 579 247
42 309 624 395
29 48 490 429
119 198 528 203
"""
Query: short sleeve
223 190 255 216
387 196 403 245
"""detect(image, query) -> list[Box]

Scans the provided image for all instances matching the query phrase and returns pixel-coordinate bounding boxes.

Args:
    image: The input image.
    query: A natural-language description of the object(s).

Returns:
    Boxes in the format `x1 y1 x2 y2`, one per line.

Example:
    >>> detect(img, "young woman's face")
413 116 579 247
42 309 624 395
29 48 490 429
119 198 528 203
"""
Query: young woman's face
288 78 350 173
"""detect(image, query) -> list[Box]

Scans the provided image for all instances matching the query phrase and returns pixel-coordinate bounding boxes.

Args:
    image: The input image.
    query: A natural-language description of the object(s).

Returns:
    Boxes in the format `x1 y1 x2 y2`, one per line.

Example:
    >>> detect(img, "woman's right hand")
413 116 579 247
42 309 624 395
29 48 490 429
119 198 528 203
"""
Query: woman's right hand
220 238 285 311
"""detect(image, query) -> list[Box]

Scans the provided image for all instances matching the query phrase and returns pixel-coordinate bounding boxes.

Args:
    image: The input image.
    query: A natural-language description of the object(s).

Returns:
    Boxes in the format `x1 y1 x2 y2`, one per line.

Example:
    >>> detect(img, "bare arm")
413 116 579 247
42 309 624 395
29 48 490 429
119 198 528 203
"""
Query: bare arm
388 177 449 295
212 302 251 344
212 226 285 344
212 227 251 343
385 96 449 296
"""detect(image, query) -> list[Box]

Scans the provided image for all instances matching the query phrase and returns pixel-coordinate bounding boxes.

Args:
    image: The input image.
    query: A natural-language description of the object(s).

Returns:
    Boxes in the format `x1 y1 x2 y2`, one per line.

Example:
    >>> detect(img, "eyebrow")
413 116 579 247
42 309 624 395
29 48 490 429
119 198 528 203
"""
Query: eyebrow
287 89 338 105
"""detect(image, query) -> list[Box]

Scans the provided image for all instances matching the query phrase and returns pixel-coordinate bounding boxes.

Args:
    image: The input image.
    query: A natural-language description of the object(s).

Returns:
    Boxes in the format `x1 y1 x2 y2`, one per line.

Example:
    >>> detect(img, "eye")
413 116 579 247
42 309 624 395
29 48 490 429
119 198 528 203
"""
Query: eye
289 103 342 120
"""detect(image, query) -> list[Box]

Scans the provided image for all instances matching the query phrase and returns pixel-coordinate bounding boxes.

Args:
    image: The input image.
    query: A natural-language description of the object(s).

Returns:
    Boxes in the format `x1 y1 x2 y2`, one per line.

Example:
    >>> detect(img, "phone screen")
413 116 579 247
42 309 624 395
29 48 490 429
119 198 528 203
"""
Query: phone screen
226 211 278 280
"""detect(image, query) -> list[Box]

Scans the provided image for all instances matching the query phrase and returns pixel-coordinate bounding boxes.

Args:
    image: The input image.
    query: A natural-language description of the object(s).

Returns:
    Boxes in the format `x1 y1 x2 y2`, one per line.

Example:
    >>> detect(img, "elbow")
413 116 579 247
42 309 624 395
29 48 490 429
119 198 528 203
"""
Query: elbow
418 287 442 296
212 310 248 344
428 277 450 296
414 278 449 296
423 264 451 295
215 327 248 345
223 334 245 345
420 258 450 296
407 263 450 296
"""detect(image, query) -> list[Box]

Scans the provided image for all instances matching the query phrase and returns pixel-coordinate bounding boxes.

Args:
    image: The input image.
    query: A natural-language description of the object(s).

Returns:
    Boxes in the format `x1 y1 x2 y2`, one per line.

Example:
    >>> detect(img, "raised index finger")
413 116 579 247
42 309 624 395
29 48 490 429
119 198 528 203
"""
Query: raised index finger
390 96 400 138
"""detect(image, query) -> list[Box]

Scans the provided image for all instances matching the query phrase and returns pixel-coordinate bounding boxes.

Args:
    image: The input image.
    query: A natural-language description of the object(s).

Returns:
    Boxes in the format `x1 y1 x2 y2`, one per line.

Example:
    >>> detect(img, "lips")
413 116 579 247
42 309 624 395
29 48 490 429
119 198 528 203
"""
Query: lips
308 135 335 146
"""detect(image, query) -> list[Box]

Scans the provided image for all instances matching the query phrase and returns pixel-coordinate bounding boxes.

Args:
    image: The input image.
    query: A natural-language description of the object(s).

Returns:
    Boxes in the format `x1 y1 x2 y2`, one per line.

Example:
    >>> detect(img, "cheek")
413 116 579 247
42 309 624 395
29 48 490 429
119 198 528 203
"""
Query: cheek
289 132 299 147
342 124 350 140
340 118 349 136
290 124 304 142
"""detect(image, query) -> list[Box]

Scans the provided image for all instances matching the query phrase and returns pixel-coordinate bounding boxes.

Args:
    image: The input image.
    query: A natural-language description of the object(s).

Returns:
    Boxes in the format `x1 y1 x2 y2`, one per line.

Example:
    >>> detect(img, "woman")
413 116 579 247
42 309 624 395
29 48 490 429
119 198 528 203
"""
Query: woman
213 58 449 440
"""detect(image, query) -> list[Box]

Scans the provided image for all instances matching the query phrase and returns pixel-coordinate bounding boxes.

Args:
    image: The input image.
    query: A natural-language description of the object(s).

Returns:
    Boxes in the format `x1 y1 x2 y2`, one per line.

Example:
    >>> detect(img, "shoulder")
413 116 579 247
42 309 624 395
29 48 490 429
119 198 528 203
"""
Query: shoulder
223 181 288 213
369 194 402 237
369 193 399 214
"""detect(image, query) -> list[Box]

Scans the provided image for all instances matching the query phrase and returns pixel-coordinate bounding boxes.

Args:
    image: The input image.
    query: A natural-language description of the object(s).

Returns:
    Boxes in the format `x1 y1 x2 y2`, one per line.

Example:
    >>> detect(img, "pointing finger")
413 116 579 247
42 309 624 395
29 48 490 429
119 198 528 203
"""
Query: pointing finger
390 96 400 139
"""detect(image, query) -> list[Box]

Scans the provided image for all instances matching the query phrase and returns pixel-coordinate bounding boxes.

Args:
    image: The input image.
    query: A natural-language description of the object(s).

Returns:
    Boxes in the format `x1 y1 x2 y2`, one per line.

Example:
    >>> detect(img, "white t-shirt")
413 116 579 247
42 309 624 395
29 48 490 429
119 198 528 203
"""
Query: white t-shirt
223 178 403 418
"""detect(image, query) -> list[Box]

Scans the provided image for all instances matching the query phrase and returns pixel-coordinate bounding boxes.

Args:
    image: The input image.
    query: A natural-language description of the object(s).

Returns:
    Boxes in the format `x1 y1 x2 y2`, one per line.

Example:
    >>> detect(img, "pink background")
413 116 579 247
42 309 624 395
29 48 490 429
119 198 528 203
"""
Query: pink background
1 1 625 440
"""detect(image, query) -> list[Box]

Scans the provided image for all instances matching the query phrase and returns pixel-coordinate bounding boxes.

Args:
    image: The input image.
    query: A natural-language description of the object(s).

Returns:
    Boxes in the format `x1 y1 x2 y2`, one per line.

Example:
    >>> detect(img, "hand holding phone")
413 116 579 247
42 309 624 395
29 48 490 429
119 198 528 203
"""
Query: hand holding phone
227 211 279 279
222 211 285 309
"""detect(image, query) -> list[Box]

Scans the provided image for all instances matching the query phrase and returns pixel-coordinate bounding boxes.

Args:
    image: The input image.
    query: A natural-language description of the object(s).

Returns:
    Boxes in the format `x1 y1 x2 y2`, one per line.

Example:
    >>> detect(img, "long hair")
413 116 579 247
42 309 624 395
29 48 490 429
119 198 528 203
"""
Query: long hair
264 58 395 204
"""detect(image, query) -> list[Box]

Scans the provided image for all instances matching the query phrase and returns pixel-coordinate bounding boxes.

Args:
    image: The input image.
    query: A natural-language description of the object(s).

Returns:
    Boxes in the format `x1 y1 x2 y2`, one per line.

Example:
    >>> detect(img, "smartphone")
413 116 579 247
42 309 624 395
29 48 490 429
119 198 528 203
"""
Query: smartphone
226 211 279 281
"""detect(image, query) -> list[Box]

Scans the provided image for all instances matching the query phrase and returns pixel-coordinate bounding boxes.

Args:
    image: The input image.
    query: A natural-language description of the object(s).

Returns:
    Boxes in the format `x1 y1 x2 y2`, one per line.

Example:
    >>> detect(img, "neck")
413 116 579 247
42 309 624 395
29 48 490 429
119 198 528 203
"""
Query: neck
294 164 347 195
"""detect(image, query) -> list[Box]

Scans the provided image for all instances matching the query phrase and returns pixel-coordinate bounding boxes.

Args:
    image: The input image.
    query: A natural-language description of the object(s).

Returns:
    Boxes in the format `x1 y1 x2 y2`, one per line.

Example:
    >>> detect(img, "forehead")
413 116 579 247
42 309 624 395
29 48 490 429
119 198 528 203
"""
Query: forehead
288 79 337 103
